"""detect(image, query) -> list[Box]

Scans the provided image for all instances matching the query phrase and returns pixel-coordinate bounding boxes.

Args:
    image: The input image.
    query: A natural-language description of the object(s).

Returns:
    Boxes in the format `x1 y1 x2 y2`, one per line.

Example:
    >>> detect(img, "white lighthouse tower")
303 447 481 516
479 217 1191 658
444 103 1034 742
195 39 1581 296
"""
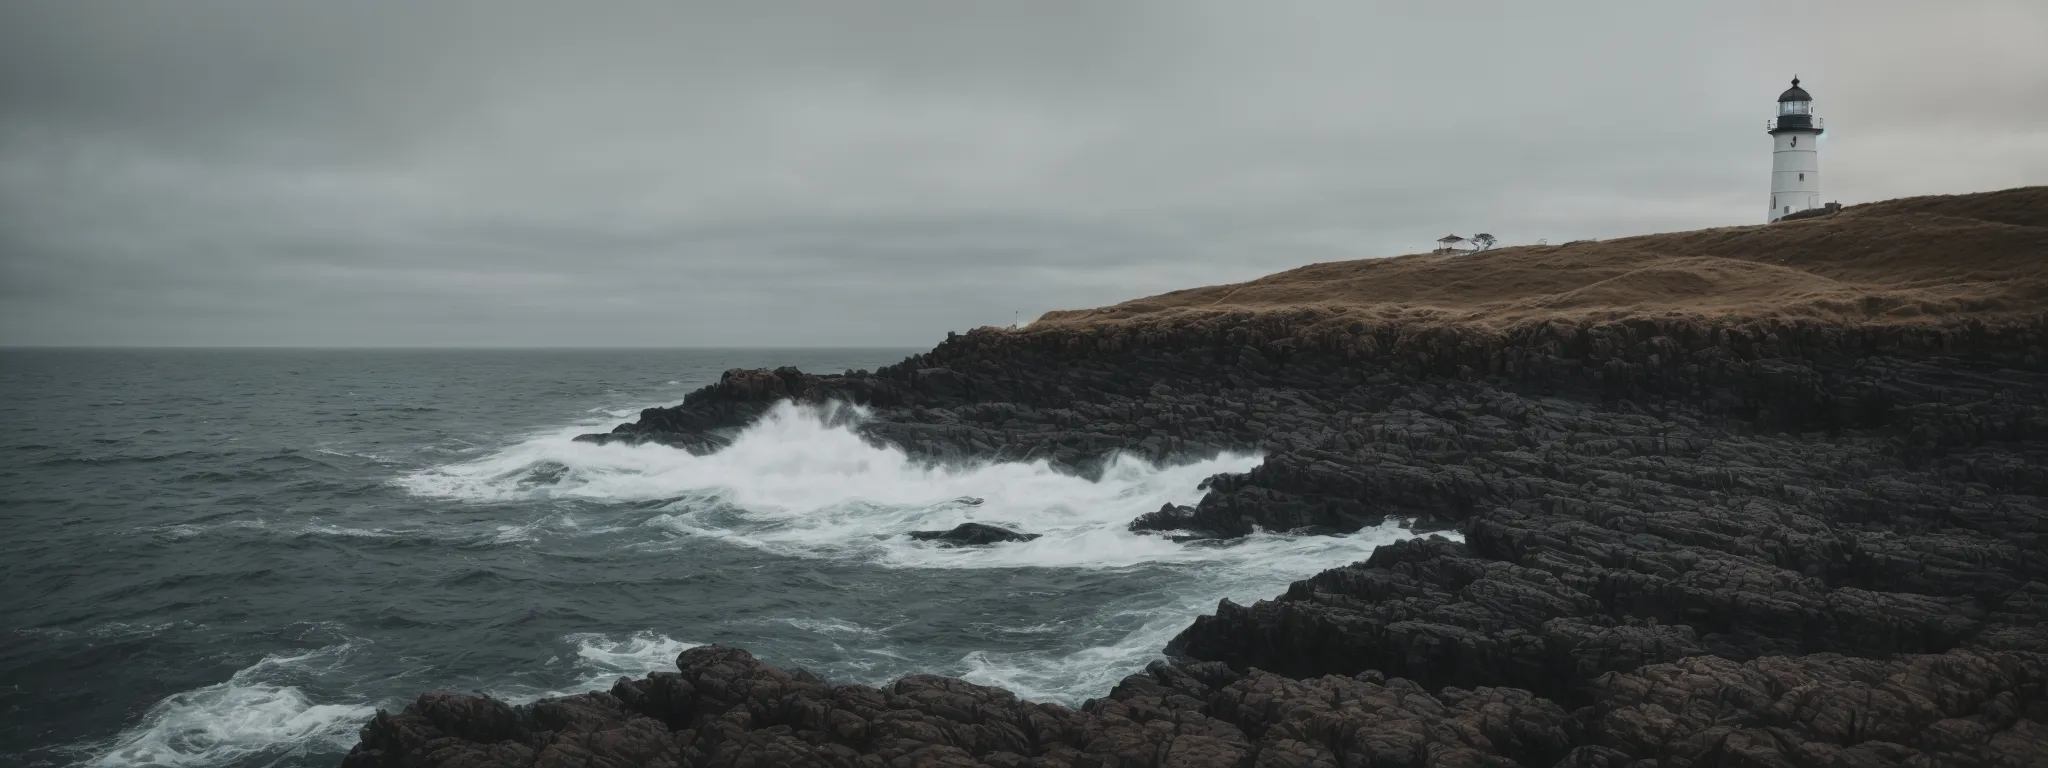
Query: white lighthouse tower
1766 77 1823 222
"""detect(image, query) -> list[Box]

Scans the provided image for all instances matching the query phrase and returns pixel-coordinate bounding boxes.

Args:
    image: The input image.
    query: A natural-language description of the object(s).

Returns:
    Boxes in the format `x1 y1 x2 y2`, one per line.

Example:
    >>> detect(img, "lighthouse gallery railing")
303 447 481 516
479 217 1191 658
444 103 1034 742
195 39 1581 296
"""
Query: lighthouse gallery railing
1766 117 1823 132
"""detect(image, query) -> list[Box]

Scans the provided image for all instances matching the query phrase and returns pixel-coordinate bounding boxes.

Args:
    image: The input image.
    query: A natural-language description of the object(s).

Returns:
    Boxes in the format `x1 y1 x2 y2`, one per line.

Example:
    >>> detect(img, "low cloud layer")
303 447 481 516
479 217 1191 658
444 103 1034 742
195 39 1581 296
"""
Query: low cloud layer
3 1 2043 346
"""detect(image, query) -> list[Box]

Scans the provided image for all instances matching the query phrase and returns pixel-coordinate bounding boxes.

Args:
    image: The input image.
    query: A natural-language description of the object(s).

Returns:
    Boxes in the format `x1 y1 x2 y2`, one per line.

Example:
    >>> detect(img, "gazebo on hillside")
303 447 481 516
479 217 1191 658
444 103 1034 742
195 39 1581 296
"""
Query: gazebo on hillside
1433 234 1466 254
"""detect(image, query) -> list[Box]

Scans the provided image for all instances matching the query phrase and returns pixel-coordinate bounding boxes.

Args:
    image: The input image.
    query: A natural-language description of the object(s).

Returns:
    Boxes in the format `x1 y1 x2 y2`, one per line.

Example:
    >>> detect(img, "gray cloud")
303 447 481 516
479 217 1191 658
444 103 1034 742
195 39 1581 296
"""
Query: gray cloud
3 0 2043 346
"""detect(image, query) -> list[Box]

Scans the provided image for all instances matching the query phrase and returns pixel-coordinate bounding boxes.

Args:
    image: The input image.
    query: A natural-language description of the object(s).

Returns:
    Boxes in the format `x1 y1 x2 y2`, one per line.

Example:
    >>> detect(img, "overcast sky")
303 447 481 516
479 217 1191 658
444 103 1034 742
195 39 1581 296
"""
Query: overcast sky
2 1 2043 346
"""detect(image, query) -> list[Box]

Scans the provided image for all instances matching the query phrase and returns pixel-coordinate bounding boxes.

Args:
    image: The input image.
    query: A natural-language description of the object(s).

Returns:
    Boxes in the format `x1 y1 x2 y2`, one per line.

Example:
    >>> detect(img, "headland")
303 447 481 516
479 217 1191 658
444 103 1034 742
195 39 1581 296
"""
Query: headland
346 186 2048 767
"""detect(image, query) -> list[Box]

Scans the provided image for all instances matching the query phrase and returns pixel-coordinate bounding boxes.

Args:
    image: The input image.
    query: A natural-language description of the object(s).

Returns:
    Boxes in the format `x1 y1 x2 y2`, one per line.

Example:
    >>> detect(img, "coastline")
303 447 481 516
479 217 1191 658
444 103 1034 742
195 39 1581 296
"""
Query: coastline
344 188 2048 767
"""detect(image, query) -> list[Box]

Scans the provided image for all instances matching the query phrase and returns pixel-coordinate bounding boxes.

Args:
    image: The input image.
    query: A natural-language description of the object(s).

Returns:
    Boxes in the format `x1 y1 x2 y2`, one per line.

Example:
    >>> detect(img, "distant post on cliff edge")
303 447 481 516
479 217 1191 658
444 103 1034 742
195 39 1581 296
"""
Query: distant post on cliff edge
1766 76 1824 223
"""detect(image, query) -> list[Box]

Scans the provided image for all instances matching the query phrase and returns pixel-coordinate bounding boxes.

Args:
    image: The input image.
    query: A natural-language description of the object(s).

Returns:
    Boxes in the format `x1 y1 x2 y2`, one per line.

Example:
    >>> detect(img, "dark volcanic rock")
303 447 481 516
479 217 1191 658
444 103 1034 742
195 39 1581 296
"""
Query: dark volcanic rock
345 644 2048 767
363 190 2048 766
908 522 1041 546
359 314 2048 764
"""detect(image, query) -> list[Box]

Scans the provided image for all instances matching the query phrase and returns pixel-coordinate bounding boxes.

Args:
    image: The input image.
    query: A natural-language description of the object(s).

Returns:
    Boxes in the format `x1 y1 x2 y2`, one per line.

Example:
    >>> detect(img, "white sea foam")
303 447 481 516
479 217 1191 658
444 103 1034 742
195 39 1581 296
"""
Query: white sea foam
311 447 395 464
303 523 404 539
497 631 702 704
783 617 886 637
566 630 701 681
81 644 374 767
132 518 427 542
402 401 1267 569
402 401 1442 704
151 524 203 541
955 520 1436 702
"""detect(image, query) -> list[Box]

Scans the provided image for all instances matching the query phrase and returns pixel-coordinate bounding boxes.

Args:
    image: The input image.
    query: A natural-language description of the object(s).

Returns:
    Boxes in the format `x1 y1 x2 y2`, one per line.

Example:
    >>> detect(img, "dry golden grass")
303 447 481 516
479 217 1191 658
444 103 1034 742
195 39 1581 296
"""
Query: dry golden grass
1033 187 2048 332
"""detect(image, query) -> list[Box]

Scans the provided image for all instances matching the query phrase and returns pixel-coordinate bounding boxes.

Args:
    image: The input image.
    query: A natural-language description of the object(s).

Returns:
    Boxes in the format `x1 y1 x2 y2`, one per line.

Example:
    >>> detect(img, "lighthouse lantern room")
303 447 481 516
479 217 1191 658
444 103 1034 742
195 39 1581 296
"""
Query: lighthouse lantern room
1766 77 1824 223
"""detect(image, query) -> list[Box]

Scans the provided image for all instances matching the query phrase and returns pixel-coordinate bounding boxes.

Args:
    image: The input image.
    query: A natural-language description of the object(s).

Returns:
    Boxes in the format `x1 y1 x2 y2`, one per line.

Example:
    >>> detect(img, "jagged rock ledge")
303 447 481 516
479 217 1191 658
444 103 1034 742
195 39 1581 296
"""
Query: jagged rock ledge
909 522 1041 546
356 188 2048 765
344 642 2046 767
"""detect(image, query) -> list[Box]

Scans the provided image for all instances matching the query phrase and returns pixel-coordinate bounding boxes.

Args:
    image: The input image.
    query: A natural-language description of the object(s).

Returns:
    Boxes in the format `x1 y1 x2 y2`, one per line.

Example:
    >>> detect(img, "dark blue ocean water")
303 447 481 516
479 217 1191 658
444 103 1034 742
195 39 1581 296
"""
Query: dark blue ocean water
0 349 1408 767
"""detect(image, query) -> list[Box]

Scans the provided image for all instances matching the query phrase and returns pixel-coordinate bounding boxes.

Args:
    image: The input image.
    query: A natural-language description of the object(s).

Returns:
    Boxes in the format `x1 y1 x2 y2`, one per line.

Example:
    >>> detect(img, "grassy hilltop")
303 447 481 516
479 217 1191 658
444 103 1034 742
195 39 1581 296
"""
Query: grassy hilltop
1035 186 2048 332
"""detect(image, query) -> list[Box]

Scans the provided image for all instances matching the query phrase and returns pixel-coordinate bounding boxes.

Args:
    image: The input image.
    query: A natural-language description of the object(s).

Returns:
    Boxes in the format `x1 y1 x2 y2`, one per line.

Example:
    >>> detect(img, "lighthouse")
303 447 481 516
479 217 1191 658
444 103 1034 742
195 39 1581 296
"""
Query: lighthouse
1766 77 1823 222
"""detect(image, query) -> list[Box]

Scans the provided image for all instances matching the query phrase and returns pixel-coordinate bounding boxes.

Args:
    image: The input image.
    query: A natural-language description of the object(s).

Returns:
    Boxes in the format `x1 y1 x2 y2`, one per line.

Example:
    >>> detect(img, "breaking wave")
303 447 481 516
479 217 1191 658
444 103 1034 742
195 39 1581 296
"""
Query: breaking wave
79 644 375 768
401 401 1278 569
952 520 1417 702
493 631 705 704
562 630 701 690
397 401 1435 703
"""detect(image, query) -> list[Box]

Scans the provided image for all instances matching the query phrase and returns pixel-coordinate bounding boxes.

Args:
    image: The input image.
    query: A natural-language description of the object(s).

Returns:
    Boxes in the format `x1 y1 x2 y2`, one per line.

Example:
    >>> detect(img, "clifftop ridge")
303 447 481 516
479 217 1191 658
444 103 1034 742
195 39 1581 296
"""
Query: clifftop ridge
1028 186 2047 334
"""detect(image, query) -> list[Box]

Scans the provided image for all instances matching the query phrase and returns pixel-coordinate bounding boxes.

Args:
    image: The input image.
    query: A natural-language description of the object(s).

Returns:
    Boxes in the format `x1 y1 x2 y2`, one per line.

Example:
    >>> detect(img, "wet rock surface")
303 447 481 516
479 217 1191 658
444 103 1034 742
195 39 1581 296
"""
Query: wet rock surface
908 523 1042 546
345 644 2046 767
365 305 2048 765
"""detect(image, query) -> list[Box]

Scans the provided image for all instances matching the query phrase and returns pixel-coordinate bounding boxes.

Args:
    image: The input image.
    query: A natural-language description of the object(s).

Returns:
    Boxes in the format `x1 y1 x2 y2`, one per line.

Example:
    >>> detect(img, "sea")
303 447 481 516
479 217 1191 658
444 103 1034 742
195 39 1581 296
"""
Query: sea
0 348 1415 767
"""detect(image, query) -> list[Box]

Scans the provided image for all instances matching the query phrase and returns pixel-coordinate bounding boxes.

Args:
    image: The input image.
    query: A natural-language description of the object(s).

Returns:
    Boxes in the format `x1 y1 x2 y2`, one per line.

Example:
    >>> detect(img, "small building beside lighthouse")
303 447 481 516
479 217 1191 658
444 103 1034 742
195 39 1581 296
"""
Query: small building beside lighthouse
1767 77 1824 222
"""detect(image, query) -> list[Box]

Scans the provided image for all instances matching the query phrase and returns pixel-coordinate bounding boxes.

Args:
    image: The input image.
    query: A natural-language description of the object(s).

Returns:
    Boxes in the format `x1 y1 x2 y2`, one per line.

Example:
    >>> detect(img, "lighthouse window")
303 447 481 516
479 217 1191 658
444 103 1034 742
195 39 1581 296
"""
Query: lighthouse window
1799 173 1804 181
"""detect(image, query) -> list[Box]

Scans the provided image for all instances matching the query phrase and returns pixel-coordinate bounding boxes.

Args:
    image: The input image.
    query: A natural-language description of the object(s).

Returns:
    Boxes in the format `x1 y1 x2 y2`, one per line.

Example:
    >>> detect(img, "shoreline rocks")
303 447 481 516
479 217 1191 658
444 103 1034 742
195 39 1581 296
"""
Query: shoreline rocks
907 522 1041 546
354 313 2048 764
353 188 2048 765
344 643 2047 767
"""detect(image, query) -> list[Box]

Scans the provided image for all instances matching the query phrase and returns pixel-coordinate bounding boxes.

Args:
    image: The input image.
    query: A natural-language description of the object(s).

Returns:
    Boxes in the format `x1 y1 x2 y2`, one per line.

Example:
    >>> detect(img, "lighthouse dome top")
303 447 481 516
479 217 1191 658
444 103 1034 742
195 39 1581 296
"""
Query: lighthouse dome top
1777 77 1813 103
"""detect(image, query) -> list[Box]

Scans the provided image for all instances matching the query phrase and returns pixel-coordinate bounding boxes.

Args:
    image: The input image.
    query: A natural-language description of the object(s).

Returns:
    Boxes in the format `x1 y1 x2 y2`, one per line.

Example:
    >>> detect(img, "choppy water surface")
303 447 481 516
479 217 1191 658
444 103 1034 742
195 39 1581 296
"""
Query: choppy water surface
0 349 1415 766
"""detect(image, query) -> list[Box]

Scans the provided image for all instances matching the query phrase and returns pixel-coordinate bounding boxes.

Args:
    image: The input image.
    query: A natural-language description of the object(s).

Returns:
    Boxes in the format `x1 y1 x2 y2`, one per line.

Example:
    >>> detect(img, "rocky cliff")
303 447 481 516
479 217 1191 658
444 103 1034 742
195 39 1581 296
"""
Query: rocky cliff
346 187 2048 766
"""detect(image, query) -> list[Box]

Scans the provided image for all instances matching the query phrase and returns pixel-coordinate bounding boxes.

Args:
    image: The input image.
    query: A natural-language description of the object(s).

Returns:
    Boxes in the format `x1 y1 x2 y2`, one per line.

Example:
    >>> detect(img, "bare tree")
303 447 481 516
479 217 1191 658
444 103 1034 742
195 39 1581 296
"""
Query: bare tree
1470 233 1497 251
